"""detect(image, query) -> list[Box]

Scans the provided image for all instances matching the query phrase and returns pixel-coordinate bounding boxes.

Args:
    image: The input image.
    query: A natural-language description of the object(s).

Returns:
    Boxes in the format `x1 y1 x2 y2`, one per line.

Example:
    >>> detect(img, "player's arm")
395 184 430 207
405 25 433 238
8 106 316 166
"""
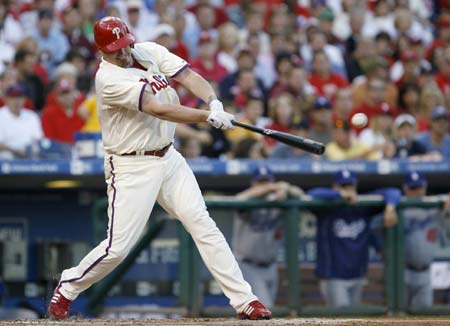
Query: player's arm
141 90 234 129
141 90 209 123
173 68 222 111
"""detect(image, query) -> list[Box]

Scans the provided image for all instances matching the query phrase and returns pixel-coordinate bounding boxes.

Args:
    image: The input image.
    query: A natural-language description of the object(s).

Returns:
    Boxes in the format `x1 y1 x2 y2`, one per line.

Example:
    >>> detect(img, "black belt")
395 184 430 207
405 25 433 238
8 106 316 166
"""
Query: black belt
122 143 172 157
242 258 273 268
406 263 430 272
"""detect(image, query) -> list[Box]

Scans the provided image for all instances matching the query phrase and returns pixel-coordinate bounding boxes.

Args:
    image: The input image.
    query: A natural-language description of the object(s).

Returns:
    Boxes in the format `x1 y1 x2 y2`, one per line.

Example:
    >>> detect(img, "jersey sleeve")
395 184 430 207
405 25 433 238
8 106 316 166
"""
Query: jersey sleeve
103 79 148 112
134 42 188 78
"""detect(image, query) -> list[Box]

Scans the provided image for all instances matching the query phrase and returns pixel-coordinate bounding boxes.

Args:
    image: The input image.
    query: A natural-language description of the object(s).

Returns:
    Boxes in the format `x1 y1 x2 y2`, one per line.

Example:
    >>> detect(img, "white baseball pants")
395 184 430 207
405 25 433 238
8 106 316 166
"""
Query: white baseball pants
57 147 257 312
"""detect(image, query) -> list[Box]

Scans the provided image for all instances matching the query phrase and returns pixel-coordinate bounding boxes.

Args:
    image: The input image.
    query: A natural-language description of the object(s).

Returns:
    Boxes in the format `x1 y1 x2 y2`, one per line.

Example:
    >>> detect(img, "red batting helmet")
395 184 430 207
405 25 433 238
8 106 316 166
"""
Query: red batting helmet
94 16 135 53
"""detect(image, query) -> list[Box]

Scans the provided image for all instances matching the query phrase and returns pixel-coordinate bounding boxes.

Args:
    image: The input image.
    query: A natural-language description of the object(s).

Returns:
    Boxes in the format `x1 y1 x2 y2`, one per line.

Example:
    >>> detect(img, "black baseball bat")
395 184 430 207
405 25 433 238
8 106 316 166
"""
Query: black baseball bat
231 120 325 155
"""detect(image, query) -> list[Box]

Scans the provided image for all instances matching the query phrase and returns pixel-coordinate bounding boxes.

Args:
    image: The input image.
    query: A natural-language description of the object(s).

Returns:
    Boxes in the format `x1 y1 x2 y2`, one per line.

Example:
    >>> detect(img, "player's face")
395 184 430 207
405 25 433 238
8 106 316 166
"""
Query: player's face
115 45 133 68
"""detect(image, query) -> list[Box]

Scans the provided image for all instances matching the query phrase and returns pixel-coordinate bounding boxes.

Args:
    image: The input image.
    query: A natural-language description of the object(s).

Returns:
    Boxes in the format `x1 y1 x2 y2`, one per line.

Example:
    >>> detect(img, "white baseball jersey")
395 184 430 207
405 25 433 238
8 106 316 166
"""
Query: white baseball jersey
95 42 188 155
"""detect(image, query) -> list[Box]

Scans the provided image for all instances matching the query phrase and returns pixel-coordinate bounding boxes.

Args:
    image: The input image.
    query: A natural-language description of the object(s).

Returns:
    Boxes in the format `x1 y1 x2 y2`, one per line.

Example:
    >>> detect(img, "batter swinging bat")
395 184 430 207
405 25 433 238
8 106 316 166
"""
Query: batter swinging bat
231 120 326 155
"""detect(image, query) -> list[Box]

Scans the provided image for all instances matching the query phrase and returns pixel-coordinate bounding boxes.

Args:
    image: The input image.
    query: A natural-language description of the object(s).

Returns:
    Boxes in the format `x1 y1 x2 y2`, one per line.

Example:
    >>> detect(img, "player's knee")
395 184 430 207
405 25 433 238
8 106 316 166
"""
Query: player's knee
107 246 130 263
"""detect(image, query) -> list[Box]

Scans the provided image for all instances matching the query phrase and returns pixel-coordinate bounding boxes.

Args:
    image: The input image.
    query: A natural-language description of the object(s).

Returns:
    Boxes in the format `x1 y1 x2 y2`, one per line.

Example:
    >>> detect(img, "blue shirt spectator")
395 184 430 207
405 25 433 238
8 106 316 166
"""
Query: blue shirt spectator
416 106 450 159
30 9 69 78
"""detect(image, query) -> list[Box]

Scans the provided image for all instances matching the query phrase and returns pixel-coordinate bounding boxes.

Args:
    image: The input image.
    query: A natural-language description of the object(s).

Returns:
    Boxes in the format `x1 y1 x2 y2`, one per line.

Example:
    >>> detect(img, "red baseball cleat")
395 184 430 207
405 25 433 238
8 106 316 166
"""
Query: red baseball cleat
48 288 72 320
237 300 272 320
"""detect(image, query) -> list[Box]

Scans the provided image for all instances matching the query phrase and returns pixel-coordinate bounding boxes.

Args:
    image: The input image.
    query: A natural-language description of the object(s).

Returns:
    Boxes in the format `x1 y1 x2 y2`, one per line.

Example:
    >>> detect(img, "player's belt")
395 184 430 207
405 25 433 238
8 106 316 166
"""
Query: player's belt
122 143 172 157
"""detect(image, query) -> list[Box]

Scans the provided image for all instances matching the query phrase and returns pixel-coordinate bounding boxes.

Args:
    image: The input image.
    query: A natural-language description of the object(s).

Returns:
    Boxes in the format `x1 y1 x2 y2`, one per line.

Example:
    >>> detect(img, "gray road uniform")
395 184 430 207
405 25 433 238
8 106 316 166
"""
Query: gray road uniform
232 206 283 308
403 205 450 308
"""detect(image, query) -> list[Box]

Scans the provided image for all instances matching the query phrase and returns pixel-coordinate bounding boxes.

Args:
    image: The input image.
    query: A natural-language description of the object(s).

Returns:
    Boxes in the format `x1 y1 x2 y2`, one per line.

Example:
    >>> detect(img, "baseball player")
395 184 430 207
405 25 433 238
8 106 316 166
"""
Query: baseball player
306 170 400 307
47 17 271 320
232 165 303 308
402 171 450 308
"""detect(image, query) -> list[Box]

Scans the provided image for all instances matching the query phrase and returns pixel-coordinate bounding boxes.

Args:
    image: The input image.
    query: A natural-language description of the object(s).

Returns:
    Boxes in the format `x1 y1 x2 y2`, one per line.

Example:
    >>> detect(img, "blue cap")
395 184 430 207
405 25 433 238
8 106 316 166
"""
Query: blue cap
252 165 274 182
313 96 331 110
404 171 426 188
5 84 25 97
431 106 449 120
333 170 357 185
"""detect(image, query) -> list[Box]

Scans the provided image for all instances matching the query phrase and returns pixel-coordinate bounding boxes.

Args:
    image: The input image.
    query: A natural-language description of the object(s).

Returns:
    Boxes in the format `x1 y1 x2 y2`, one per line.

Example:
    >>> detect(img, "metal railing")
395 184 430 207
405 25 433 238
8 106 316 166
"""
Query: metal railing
87 196 448 317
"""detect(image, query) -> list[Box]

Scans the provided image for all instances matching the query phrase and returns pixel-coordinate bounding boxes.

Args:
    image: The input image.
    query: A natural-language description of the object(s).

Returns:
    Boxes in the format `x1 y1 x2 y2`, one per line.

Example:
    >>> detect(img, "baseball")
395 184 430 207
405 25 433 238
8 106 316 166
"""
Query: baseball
351 113 368 128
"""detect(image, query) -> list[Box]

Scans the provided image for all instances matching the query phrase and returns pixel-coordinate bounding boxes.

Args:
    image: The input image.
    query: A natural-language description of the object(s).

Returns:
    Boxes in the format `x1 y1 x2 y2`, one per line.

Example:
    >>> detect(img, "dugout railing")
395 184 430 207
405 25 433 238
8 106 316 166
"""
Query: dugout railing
87 196 449 317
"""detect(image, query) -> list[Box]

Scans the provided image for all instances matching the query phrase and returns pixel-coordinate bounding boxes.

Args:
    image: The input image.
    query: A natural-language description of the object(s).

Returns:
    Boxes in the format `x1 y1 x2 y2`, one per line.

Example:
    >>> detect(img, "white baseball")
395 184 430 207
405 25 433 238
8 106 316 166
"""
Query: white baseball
351 113 368 128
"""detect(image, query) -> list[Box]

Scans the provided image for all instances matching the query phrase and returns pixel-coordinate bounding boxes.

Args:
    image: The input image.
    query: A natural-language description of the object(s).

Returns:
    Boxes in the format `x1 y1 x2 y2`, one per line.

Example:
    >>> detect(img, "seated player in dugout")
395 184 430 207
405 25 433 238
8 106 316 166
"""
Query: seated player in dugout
305 170 401 307
232 165 303 308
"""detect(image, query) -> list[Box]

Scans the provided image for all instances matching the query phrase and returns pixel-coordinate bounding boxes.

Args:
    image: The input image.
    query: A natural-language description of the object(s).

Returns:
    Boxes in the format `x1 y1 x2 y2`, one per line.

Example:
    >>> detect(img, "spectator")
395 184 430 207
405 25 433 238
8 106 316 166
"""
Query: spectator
333 87 353 121
392 114 430 159
308 96 333 145
301 28 346 77
308 50 349 99
326 119 380 161
417 85 445 132
345 38 376 82
269 52 302 98
416 106 450 159
351 77 389 131
306 170 400 307
401 171 450 308
426 14 450 62
41 79 85 144
225 68 264 109
61 4 96 63
394 51 421 88
0 3 24 73
190 32 228 84
232 138 268 159
124 0 152 43
217 22 240 73
179 137 202 160
226 95 265 145
397 83 420 115
434 48 450 106
14 49 46 112
0 85 43 159
30 9 69 77
151 24 189 62
78 94 100 133
352 56 398 108
232 165 303 308
361 0 396 39
343 7 366 57
219 47 265 104
271 120 311 159
265 93 298 149
358 103 396 159
171 0 199 59
15 36 49 87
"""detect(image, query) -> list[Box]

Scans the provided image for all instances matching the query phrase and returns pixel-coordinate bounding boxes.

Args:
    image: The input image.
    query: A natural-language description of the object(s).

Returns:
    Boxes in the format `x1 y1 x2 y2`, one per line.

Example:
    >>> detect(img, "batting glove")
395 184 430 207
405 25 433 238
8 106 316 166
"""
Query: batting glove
209 99 224 112
207 111 235 130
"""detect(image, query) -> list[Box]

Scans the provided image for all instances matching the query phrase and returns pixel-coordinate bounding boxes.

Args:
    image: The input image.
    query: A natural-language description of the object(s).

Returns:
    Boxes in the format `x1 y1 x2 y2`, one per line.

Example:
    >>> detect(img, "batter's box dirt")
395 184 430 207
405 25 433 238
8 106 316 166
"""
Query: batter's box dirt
2 319 450 326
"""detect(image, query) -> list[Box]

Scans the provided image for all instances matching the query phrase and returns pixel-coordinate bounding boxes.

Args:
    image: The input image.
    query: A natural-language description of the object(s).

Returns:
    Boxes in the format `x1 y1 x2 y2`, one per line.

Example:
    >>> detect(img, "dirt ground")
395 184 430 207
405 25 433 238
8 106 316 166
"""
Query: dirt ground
2 318 450 326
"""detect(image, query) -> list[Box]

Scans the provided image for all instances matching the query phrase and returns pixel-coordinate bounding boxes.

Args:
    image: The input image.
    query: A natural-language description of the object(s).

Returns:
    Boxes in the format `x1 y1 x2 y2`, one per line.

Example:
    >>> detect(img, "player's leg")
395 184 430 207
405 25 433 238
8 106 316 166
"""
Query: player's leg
349 278 364 306
320 279 350 307
410 270 433 308
56 156 164 301
156 149 259 313
266 263 279 308
239 261 273 308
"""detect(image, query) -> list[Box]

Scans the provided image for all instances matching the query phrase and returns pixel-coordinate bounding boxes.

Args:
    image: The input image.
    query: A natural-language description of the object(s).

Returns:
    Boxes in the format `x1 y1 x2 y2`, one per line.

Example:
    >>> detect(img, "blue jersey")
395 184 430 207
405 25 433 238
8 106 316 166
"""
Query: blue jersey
307 187 401 279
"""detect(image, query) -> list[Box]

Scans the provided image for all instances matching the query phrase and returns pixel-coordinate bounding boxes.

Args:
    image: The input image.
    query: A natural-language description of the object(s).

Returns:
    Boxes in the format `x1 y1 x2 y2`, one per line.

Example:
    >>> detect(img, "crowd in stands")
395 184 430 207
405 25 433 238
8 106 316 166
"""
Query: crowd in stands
0 0 450 161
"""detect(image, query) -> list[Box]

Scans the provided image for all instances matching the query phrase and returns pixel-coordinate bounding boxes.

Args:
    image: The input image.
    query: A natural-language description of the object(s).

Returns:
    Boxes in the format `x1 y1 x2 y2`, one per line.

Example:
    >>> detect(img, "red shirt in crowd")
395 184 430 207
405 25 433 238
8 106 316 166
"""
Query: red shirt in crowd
435 72 450 98
190 58 228 84
41 102 85 144
308 73 349 98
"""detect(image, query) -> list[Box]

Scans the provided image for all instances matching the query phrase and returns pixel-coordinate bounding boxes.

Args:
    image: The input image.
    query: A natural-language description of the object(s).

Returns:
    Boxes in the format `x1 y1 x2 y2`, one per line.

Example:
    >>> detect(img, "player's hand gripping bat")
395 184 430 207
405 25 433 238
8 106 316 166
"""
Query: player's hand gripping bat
231 120 325 155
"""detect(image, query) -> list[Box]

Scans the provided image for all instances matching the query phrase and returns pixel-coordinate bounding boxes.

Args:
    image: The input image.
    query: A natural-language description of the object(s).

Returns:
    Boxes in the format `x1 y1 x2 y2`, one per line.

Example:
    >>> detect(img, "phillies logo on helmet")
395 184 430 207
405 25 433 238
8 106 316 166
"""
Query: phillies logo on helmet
112 27 121 40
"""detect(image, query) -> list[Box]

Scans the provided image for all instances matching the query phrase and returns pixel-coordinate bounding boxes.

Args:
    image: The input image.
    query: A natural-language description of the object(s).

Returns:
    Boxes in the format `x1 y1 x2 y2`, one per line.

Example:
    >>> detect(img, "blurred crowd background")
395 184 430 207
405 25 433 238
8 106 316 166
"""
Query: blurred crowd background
1 0 450 161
